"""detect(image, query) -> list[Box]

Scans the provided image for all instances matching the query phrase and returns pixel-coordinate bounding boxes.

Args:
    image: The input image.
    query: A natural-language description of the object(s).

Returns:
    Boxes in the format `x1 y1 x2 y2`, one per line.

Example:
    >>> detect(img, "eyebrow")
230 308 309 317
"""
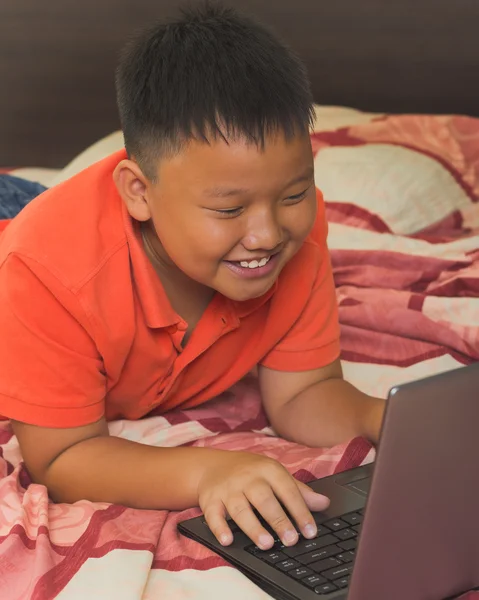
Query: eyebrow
204 167 315 198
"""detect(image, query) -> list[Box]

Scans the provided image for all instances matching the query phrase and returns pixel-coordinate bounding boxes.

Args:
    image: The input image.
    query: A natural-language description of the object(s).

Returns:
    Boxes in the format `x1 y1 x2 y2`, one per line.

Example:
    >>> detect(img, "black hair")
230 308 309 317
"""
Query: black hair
115 2 315 179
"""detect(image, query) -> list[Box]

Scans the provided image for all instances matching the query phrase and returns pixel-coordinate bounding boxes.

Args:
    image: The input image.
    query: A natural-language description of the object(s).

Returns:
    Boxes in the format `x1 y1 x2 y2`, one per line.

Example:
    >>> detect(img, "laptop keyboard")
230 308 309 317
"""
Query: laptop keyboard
243 509 363 595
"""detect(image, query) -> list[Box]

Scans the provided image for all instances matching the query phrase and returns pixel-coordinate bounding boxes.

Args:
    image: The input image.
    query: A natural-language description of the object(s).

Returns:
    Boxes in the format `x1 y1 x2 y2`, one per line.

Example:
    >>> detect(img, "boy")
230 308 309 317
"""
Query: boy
0 5 384 552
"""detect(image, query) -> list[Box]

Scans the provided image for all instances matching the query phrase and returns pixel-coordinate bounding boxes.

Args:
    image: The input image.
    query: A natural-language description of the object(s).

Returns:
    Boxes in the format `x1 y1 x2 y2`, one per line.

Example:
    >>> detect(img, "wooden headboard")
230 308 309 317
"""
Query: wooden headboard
1 0 479 167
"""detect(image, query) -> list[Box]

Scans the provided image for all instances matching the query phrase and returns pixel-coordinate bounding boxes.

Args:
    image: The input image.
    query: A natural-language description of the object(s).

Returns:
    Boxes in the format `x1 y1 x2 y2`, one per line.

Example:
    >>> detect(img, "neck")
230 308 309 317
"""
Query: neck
140 221 214 317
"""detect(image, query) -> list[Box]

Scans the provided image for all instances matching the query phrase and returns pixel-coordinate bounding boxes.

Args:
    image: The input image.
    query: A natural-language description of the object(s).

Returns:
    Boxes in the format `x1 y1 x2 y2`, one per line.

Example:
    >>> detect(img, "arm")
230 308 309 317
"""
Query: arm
12 418 228 509
12 418 329 549
259 358 385 448
259 192 384 446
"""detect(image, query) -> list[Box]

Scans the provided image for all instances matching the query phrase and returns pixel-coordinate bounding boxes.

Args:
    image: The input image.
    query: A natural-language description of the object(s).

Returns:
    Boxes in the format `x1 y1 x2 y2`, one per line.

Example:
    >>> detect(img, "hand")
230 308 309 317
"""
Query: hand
197 451 330 550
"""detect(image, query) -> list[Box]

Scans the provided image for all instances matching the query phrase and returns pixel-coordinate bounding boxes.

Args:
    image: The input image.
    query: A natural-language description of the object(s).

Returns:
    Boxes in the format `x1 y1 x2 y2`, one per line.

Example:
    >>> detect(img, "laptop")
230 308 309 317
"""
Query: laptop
179 363 479 600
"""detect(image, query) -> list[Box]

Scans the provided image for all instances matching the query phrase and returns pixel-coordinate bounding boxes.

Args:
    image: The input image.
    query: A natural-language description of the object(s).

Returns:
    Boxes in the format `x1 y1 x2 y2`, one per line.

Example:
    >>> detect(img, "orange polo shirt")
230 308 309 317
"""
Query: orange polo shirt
0 150 340 428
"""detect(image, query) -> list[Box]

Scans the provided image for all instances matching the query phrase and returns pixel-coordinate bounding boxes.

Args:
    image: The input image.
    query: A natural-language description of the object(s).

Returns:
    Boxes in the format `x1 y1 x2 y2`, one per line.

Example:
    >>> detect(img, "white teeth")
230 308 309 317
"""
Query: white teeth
239 256 270 269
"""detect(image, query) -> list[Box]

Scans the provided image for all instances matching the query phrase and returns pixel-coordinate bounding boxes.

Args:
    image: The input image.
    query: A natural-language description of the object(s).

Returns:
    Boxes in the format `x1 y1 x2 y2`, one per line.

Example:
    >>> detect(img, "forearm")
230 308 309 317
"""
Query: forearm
269 378 385 448
43 435 227 510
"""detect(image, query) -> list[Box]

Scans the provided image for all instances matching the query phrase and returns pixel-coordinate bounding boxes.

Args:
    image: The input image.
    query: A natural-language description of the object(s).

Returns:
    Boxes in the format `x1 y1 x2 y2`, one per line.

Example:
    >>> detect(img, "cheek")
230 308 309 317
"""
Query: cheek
153 209 240 263
287 198 317 241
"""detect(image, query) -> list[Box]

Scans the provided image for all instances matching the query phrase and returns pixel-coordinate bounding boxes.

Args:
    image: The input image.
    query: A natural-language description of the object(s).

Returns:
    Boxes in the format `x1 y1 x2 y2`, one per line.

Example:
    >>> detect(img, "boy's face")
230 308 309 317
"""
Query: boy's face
142 131 316 302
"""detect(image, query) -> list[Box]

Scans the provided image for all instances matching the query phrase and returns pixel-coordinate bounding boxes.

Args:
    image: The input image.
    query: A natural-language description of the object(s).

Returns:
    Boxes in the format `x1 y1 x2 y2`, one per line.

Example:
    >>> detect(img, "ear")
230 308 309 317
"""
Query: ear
113 159 153 222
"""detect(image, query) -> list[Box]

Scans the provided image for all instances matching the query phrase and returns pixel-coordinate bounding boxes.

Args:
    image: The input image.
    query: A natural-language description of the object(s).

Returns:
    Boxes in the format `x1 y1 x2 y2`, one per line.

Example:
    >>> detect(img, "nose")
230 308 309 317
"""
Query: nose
242 208 284 252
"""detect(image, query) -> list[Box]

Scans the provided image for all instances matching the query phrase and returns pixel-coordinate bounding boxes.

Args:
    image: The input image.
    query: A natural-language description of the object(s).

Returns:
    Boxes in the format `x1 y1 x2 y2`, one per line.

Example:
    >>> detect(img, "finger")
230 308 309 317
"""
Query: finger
203 501 234 546
274 476 326 540
296 480 331 512
246 483 299 546
226 494 275 550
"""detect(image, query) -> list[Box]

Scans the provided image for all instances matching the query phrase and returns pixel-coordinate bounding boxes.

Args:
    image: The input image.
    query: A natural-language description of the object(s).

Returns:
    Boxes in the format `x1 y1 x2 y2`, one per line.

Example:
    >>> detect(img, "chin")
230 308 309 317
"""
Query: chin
222 284 272 303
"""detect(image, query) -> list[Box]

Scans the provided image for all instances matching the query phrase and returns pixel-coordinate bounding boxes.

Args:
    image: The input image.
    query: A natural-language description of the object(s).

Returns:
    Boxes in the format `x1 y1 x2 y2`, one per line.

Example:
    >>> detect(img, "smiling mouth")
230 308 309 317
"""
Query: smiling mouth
223 252 281 279
237 256 271 269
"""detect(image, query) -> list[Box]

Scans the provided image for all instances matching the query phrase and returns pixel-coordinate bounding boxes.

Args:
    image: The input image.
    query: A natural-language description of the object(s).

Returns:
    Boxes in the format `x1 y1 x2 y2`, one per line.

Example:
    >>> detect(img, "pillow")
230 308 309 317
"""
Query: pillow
312 114 479 236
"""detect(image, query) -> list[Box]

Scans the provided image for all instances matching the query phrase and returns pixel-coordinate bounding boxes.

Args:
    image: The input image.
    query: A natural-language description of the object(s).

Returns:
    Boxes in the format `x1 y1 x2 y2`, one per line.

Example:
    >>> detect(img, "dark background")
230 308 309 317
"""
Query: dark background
1 0 478 167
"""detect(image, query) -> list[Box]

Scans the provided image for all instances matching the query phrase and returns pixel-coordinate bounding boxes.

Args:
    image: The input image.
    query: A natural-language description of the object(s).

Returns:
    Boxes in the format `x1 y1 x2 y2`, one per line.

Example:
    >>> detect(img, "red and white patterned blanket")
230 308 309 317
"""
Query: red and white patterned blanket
1 110 479 599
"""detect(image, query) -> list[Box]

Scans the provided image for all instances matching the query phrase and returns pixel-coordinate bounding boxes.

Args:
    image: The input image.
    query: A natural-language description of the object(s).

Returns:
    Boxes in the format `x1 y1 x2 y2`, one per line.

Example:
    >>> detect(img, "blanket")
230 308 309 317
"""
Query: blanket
1 112 479 599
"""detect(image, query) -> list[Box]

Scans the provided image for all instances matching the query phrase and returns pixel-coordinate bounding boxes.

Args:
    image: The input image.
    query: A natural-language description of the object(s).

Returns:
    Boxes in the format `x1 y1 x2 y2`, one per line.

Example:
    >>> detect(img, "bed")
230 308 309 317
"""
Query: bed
1 1 479 599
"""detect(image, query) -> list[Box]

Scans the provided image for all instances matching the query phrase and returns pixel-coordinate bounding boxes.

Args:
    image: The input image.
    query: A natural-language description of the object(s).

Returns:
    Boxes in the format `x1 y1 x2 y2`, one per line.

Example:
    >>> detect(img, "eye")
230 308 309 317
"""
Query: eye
213 207 243 217
285 188 310 204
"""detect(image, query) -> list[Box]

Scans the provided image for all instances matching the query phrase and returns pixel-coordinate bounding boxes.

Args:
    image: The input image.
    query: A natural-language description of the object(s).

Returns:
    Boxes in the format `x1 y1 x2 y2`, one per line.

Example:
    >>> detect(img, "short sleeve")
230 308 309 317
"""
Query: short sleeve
260 195 341 372
0 254 106 427
0 220 10 235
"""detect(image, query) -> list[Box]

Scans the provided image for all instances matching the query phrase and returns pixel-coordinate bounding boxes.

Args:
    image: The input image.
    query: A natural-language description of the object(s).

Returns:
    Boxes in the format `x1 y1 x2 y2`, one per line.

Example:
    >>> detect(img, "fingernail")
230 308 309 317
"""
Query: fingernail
282 529 298 545
258 534 274 549
220 533 231 546
304 523 317 539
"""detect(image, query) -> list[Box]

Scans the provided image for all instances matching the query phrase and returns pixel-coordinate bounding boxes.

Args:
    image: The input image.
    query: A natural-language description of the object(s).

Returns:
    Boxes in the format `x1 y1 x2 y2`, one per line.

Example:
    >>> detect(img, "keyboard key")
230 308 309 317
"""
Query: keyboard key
283 534 338 558
322 564 354 581
338 539 357 551
314 583 338 594
353 524 361 533
335 528 356 541
323 518 349 532
342 512 363 526
247 541 282 554
336 551 355 563
289 566 314 580
309 557 342 574
315 525 331 537
301 574 327 589
298 544 342 565
249 548 287 565
336 576 350 589
276 559 301 572
341 512 363 525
